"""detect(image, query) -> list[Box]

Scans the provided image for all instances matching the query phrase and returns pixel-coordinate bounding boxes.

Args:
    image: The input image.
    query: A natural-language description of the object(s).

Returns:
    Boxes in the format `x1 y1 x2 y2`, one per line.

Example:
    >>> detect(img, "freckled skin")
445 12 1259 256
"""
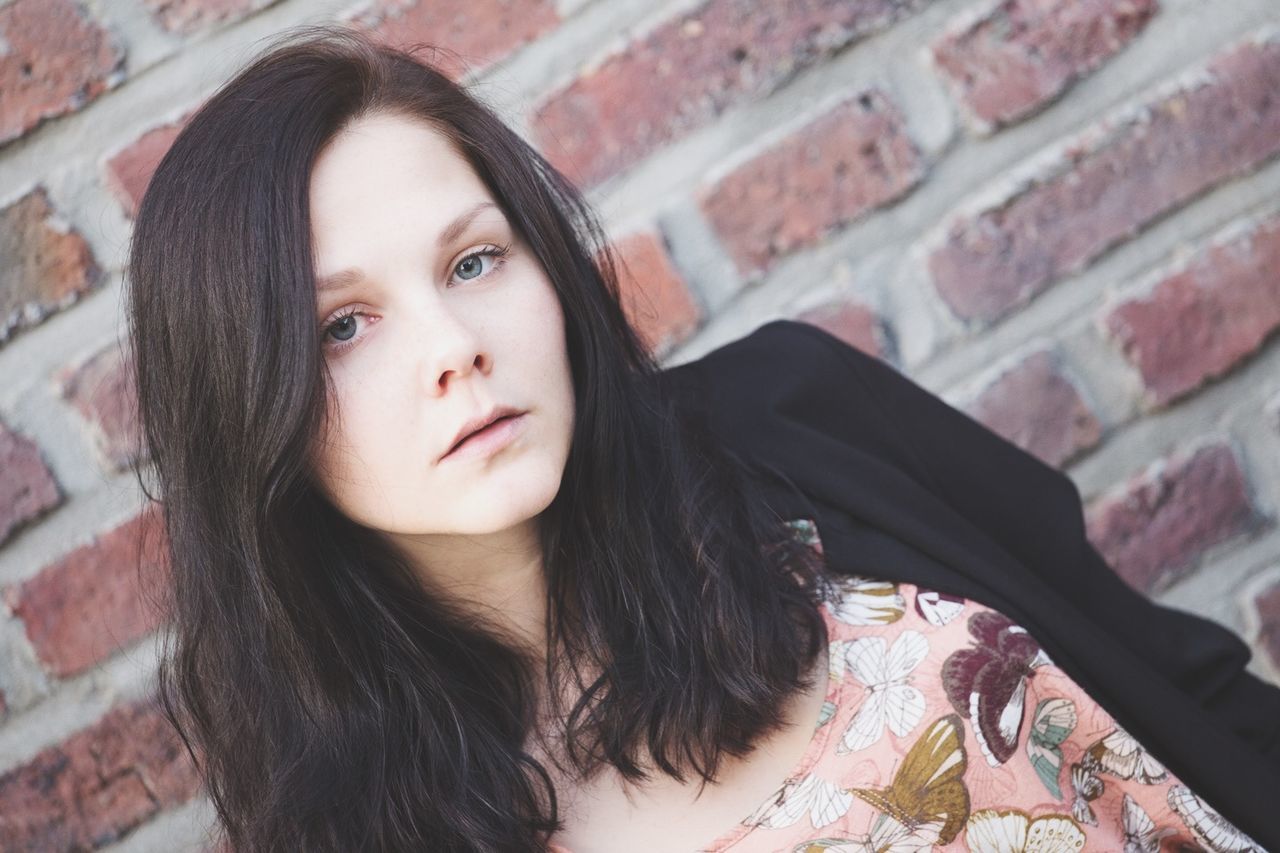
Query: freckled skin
307 110 575 594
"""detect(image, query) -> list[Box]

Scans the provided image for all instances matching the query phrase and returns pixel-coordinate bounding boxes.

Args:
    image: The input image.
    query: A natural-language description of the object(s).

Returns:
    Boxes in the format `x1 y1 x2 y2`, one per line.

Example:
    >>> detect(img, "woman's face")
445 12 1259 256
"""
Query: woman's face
307 110 575 541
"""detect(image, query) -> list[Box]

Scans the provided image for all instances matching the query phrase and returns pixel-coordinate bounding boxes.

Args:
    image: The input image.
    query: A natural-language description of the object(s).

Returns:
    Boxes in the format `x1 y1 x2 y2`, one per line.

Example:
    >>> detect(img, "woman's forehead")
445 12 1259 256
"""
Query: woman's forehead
311 112 478 204
309 113 500 262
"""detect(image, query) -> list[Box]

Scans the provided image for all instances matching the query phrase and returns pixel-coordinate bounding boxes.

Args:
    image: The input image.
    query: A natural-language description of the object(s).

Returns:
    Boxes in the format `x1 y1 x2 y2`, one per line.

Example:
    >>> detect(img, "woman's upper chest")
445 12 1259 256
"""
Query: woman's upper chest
542 639 832 853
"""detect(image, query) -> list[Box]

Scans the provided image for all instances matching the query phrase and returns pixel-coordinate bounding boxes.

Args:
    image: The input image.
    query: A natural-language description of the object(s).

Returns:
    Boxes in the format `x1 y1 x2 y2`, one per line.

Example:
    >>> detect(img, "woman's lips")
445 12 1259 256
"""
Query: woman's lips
440 413 527 462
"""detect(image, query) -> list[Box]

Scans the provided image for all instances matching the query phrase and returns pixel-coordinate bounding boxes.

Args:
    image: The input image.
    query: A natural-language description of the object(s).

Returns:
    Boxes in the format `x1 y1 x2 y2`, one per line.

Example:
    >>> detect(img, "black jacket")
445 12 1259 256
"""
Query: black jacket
660 318 1280 848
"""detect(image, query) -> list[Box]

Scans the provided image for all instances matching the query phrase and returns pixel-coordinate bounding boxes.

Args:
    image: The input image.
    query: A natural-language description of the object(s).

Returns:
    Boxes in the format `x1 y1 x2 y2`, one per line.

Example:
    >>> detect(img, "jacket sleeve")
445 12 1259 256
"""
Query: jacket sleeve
777 318 1280 764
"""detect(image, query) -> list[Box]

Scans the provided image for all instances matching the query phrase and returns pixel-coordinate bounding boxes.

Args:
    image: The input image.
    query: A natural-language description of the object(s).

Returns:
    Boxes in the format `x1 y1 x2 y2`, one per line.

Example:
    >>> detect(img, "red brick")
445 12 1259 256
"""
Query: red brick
1084 442 1257 594
3 505 169 679
144 0 273 34
698 90 922 281
89 697 203 806
0 420 62 548
105 116 190 219
56 345 144 472
530 0 927 187
932 0 1157 131
610 231 702 358
352 0 558 81
0 696 202 850
1102 213 1280 408
929 37 1280 324
0 0 124 146
964 349 1102 467
0 187 101 346
1253 577 1280 675
794 301 887 360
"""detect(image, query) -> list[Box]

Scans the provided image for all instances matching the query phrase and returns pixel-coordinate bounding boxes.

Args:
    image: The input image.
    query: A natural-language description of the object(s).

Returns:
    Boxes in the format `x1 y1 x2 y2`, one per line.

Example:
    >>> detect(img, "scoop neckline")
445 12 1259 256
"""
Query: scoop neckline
548 517 840 853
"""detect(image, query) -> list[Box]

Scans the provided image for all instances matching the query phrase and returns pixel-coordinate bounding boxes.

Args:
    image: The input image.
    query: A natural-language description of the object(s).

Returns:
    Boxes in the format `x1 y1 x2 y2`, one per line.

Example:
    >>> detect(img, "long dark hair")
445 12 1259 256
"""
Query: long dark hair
127 24 832 851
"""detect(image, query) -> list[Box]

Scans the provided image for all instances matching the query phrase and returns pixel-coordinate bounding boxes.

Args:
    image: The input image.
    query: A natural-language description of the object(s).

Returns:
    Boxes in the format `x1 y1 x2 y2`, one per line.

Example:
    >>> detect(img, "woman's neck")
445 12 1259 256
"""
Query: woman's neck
391 519 551 658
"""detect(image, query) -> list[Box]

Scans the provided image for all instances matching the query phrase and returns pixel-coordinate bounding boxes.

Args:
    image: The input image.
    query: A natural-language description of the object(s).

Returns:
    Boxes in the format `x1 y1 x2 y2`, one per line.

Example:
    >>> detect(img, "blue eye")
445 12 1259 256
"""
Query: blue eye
451 243 511 285
328 313 358 342
322 309 366 354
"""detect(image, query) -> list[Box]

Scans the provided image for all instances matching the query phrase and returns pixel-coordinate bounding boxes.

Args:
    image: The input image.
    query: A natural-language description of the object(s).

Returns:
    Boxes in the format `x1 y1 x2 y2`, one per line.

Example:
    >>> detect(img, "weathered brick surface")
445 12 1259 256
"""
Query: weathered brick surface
963 349 1102 467
1084 442 1258 594
3 2 1280 846
0 187 102 347
353 0 559 81
530 0 927 187
932 0 1158 131
0 0 124 147
57 345 143 472
794 301 887 360
1253 576 1280 674
2 505 169 679
1103 213 1280 408
929 37 1280 324
144 0 275 35
105 116 191 219
0 695 202 850
698 91 922 280
0 420 61 548
610 230 702 358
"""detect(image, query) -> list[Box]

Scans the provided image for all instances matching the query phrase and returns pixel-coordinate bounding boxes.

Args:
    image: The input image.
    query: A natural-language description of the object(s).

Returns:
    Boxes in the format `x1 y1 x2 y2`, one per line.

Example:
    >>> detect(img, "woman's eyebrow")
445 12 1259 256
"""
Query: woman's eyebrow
435 200 500 250
316 200 501 293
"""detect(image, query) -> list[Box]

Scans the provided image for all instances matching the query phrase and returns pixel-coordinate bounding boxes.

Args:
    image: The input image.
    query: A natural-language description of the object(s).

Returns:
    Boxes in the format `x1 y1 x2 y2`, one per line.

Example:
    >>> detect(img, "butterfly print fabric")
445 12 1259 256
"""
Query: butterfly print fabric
547 519 1264 853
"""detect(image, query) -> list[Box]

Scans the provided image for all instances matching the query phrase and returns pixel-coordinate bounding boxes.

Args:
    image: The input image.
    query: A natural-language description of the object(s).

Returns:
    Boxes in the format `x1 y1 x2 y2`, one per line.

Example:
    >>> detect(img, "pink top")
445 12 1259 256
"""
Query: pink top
549 518 1259 852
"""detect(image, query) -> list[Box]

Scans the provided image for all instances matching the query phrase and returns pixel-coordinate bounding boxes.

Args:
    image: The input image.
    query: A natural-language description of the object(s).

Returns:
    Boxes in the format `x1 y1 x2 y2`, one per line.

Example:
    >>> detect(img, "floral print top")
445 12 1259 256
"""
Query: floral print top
549 518 1264 853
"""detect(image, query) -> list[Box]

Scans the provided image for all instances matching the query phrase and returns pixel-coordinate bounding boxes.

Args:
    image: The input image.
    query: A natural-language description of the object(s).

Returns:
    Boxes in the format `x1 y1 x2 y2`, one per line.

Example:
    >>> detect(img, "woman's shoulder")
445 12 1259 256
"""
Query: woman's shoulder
659 318 861 403
657 318 897 475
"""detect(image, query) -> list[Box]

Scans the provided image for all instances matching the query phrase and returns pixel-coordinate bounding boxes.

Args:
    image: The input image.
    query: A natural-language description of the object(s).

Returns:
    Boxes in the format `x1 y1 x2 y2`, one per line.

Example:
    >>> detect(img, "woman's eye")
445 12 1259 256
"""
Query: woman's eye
321 310 368 354
451 243 510 285
328 313 359 342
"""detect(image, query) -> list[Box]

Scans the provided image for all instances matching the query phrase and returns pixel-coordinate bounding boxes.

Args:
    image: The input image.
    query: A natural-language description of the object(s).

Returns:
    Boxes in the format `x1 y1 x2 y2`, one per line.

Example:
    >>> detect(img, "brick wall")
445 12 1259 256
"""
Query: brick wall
1 0 1279 848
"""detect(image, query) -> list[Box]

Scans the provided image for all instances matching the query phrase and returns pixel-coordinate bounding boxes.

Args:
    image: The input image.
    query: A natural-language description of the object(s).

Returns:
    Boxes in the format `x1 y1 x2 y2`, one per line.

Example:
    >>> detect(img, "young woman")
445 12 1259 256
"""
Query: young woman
126 25 1280 852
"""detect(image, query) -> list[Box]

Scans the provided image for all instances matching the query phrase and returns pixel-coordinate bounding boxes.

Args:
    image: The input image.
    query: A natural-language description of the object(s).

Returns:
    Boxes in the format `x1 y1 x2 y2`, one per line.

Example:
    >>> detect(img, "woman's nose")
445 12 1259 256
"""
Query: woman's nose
418 310 488 397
